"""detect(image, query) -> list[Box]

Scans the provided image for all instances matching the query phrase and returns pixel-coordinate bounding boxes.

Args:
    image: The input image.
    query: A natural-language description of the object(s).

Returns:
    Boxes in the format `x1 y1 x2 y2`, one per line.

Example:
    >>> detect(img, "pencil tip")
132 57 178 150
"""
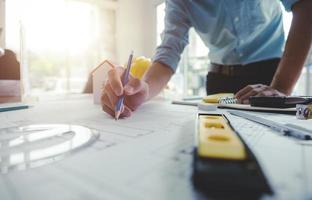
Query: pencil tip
115 111 121 121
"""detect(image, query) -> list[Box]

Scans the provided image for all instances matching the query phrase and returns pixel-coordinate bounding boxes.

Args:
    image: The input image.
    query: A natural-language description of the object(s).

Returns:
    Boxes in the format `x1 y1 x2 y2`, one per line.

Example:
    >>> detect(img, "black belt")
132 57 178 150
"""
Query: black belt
209 63 243 76
209 58 280 77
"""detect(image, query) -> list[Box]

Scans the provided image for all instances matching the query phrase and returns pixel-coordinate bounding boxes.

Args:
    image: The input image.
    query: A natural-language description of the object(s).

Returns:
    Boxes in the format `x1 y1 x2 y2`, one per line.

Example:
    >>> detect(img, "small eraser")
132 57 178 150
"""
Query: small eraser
296 104 312 120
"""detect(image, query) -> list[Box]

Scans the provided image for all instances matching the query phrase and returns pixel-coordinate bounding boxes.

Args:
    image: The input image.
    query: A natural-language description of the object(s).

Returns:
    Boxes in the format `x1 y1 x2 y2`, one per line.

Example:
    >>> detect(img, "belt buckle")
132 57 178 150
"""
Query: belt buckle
222 65 235 76
229 66 235 76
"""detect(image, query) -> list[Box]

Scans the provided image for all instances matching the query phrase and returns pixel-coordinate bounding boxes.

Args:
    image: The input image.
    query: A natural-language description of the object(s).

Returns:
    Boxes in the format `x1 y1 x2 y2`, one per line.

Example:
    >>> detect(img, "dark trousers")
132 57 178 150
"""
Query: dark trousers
206 58 280 95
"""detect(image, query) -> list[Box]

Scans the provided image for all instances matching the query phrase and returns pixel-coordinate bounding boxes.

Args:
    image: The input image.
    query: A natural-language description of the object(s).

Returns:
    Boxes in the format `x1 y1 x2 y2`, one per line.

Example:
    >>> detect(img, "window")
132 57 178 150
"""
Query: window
156 2 312 97
6 0 116 95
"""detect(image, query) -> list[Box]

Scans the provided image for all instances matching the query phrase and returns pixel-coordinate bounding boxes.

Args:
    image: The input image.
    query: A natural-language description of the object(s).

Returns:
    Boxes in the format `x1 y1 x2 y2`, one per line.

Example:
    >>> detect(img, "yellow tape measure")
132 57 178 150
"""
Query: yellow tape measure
193 113 273 196
197 114 246 160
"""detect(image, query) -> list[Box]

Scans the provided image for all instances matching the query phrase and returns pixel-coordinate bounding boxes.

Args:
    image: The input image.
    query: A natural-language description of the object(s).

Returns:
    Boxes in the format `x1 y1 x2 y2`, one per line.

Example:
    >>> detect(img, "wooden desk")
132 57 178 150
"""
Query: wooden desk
0 96 21 103
0 80 21 103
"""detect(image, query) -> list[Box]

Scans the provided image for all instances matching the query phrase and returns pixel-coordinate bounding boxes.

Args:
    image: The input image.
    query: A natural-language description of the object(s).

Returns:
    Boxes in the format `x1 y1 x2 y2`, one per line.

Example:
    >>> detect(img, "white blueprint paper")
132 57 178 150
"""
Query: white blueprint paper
0 95 311 200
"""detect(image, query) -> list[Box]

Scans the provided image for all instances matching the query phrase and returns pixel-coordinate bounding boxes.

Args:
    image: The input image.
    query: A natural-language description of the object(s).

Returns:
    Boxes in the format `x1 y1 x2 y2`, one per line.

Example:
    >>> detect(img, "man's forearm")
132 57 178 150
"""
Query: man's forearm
142 62 174 100
271 0 312 95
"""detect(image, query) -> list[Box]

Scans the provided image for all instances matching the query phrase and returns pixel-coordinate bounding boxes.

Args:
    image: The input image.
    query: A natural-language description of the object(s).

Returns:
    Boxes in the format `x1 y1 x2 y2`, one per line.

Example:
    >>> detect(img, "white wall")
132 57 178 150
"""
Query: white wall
116 0 159 63
0 0 5 47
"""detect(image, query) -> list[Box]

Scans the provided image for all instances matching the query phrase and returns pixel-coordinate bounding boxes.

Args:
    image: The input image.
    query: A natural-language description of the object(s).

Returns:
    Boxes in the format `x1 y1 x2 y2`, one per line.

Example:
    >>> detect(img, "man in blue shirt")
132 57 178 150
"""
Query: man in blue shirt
101 0 312 118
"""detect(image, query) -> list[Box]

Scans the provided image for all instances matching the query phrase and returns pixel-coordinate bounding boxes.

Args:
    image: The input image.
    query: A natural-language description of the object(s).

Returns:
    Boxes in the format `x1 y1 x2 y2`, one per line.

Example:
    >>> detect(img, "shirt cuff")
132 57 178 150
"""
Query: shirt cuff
152 45 182 73
281 0 301 12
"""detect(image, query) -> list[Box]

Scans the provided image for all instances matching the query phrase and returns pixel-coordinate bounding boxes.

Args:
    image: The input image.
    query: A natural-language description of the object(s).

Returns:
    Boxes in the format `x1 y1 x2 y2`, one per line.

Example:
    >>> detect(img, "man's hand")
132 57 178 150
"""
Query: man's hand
101 66 149 118
235 84 285 104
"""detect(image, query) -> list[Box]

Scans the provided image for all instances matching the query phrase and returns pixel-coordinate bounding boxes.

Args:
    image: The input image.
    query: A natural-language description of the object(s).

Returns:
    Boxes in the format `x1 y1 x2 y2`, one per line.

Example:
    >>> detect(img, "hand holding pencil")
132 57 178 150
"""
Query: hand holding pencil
101 51 149 119
114 51 134 120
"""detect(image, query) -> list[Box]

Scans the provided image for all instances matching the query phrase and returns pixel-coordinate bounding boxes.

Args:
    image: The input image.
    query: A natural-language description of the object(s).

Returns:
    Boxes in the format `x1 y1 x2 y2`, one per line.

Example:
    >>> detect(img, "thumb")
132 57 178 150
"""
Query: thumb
124 78 143 95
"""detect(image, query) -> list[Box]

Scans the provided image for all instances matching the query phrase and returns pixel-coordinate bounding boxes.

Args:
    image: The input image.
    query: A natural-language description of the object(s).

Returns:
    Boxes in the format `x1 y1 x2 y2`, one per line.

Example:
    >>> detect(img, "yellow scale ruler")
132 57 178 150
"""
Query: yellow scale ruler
192 113 273 198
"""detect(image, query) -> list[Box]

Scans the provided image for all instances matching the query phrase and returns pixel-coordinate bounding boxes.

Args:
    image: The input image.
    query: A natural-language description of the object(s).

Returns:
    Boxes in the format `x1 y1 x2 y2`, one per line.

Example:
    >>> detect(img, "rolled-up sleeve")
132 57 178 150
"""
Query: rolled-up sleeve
280 0 301 12
153 0 191 72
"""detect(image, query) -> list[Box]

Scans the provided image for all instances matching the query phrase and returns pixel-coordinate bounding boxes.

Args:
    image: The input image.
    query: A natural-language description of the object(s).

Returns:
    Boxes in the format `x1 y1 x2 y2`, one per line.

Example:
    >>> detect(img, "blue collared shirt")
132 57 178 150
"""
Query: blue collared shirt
153 0 300 72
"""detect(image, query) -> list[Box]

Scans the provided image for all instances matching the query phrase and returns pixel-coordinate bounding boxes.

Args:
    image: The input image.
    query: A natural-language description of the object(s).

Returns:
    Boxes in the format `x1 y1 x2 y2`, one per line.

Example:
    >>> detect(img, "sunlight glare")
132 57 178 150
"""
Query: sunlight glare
22 0 96 55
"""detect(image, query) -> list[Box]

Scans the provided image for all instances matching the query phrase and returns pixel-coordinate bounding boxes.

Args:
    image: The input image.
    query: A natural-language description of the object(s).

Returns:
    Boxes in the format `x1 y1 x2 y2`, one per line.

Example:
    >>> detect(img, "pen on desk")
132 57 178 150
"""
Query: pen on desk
115 51 134 120
228 110 312 140
0 103 29 112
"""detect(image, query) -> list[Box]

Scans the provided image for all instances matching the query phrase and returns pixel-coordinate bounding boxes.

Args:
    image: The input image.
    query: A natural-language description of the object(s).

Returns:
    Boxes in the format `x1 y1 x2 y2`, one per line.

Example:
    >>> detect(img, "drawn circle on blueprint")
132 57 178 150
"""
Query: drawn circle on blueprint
0 124 99 174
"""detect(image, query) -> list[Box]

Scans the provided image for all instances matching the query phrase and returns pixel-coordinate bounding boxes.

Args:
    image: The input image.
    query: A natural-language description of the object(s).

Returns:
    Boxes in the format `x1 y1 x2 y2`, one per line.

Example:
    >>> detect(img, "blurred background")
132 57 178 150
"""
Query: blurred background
1 0 311 99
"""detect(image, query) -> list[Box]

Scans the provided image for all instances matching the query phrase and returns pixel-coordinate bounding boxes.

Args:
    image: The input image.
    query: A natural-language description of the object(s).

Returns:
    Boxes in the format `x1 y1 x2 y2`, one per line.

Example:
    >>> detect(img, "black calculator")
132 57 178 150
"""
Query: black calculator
249 96 312 108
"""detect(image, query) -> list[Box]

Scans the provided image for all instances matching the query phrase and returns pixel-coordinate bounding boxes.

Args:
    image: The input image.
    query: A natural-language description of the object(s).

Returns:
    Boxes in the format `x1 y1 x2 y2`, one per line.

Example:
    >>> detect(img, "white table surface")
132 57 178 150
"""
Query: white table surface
0 95 311 200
